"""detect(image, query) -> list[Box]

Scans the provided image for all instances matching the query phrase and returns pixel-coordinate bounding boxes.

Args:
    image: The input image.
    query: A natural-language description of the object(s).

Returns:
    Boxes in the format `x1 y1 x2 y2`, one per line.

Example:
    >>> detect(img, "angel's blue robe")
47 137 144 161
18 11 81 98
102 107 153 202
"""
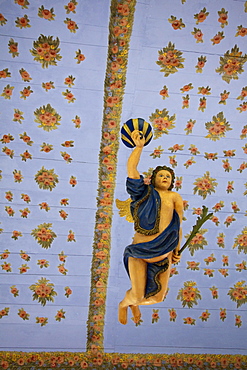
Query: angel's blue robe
124 176 180 298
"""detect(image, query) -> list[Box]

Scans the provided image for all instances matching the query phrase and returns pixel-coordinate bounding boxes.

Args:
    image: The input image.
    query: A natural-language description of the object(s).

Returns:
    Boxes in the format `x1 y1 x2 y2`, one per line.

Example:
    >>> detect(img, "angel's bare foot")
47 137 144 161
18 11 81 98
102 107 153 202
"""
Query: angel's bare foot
118 302 128 325
130 305 141 323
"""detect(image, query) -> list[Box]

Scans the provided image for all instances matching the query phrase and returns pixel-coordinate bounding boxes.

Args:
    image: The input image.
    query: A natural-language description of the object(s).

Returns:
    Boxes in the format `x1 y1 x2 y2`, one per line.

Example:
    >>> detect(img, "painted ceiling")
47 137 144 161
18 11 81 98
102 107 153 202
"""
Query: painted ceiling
0 0 247 369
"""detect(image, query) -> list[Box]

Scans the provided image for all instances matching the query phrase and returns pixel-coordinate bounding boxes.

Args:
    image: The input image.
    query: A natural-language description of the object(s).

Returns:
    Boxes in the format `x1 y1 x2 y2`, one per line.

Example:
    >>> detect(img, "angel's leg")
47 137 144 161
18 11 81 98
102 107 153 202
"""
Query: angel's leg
118 257 147 325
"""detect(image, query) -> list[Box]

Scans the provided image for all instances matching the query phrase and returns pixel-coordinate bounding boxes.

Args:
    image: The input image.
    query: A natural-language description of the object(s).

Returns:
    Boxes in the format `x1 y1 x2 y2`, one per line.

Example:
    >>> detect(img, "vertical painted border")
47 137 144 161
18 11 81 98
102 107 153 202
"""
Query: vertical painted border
86 0 136 353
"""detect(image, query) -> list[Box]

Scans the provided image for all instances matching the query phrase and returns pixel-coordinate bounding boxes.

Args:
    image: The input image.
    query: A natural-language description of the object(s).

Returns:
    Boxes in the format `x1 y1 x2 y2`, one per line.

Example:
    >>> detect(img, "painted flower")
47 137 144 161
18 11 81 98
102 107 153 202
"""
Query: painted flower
215 44 247 83
204 268 214 277
31 223 57 249
210 286 218 299
5 206 15 217
64 75 75 87
62 89 76 103
40 142 53 153
188 144 200 155
20 150 32 161
1 84 14 99
184 157 195 169
20 250 30 261
219 90 230 104
211 31 225 45
156 42 184 77
5 191 13 202
212 201 224 212
61 140 74 148
13 109 24 124
0 307 10 318
235 315 242 328
204 253 216 265
1 262 12 272
198 97 207 112
184 119 196 135
29 277 57 306
177 281 201 308
217 233 225 249
19 207 30 218
67 230 76 242
18 308 29 320
150 146 164 158
194 7 209 24
174 176 183 191
237 101 247 112
195 55 207 73
15 0 29 9
168 144 184 153
19 68 32 82
218 268 229 277
13 169 23 183
30 34 62 68
19 132 33 146
10 285 19 297
149 108 176 139
37 259 49 268
183 317 196 325
199 309 210 321
226 180 234 193
42 81 55 92
65 0 78 14
169 155 177 168
69 175 77 187
222 159 232 172
64 286 72 298
12 231 22 240
19 264 30 274
224 214 236 227
205 111 232 141
39 202 50 212
151 309 160 323
235 261 247 272
34 103 61 131
228 281 247 308
168 15 185 30
72 115 81 128
191 28 203 42
237 86 247 100
59 210 68 220
168 308 177 322
64 18 78 32
182 94 189 108
235 25 247 37
170 267 178 277
55 309 66 321
8 38 19 57
232 227 247 254
204 152 218 160
60 151 72 163
58 251 67 263
231 201 240 213
218 8 228 28
15 14 31 28
36 317 48 326
219 308 227 321
193 172 217 199
34 166 58 191
60 198 69 206
1 250 10 259
240 125 247 139
186 261 200 271
38 6 56 21
2 146 14 158
0 13 7 25
198 86 211 95
211 216 220 226
58 264 68 275
159 85 169 99
0 68 11 79
74 49 85 64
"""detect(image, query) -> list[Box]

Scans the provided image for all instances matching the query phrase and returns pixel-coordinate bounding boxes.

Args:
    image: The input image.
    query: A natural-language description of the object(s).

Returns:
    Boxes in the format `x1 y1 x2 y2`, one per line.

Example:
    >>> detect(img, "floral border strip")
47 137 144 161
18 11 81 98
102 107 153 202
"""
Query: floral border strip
0 351 246 369
86 0 136 353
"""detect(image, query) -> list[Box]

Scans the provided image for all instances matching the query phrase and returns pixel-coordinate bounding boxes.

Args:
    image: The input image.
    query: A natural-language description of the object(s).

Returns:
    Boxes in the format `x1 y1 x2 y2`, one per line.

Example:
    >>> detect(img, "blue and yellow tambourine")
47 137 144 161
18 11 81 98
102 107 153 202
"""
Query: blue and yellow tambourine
121 118 153 148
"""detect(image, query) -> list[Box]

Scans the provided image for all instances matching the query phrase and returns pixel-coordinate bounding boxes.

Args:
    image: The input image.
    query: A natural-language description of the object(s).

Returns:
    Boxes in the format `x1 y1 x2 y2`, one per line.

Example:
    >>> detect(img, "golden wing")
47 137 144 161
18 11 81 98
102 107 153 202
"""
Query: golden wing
115 198 133 223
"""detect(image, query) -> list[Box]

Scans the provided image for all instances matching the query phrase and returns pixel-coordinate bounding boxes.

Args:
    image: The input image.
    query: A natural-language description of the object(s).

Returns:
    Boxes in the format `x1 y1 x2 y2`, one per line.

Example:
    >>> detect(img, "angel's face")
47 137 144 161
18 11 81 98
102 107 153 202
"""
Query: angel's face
154 170 172 191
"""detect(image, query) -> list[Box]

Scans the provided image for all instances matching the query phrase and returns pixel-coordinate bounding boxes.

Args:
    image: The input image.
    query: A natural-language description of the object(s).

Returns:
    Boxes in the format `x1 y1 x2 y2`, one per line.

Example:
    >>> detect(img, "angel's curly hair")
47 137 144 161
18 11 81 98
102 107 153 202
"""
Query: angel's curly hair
150 165 175 190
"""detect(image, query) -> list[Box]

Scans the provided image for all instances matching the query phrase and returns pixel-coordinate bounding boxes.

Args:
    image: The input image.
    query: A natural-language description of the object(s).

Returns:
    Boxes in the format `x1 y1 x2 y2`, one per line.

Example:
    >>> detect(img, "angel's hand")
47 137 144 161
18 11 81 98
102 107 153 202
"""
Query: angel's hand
131 130 145 148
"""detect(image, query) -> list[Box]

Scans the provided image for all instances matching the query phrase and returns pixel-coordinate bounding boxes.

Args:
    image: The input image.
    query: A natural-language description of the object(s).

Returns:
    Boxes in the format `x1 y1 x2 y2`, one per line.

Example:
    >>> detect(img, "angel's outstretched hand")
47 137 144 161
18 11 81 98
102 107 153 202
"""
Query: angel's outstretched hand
131 130 145 148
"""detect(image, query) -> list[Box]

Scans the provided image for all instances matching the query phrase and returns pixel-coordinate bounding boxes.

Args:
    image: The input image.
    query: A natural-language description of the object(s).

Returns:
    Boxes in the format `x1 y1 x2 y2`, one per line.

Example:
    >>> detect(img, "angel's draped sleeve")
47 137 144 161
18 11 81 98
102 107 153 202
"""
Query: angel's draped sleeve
126 176 161 235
